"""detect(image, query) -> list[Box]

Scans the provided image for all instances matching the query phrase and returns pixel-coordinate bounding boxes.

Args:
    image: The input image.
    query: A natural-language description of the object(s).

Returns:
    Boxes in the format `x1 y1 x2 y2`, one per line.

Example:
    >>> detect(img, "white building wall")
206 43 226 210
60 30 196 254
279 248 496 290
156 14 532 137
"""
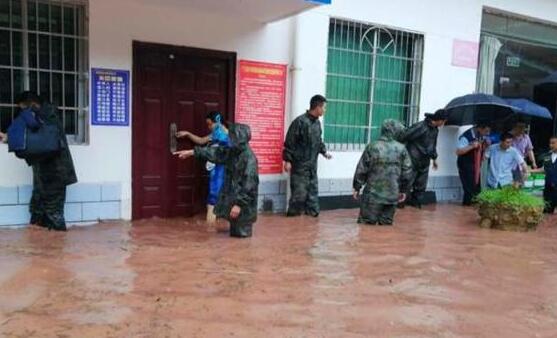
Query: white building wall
2 0 557 225
289 0 557 198
0 0 294 222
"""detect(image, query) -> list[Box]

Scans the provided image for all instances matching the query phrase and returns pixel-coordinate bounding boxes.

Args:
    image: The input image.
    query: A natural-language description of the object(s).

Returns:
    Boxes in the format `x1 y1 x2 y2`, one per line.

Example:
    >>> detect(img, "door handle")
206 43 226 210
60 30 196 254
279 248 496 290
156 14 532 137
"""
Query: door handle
170 123 177 153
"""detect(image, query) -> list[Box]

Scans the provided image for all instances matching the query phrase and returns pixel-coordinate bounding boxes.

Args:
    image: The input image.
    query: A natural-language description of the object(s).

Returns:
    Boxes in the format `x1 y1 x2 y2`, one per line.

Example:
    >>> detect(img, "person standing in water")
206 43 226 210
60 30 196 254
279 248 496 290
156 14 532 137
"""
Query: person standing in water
174 123 259 238
176 111 229 223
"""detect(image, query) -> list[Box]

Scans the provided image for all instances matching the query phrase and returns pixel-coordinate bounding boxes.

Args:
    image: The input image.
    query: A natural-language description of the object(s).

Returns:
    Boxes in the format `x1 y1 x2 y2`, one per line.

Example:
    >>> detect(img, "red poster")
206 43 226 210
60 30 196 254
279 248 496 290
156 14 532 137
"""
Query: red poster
236 60 287 174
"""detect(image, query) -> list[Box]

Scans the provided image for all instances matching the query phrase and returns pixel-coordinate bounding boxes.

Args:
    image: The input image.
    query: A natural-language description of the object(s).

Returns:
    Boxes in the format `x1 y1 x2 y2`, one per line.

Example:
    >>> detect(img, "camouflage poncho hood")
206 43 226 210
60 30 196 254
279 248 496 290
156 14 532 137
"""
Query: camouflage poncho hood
380 119 405 141
228 123 251 148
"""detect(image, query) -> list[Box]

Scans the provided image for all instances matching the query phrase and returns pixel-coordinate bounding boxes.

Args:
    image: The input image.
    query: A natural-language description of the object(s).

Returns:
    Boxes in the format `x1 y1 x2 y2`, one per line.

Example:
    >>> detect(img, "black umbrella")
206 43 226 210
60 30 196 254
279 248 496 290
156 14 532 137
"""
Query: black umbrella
505 99 552 120
445 93 516 126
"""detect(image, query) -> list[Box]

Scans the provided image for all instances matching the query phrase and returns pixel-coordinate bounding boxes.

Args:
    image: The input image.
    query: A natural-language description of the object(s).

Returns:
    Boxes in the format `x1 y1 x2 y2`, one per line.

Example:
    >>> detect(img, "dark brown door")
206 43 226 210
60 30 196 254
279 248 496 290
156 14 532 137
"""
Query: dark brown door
132 42 236 220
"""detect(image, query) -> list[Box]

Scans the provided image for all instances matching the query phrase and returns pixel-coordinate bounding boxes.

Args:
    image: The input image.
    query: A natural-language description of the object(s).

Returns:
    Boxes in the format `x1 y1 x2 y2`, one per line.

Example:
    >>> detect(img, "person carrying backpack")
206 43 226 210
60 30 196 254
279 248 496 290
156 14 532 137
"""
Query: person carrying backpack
0 91 77 231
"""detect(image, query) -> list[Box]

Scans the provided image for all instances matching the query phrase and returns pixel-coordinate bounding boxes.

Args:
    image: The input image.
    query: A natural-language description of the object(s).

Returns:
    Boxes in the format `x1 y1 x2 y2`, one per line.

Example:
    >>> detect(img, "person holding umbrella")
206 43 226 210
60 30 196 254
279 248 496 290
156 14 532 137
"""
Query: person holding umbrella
399 109 448 208
455 123 491 206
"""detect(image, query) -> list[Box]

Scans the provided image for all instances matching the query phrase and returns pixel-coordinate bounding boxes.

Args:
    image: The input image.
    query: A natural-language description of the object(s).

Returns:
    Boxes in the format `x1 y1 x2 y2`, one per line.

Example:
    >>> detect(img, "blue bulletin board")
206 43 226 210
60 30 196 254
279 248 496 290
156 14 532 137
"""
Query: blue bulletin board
91 68 130 126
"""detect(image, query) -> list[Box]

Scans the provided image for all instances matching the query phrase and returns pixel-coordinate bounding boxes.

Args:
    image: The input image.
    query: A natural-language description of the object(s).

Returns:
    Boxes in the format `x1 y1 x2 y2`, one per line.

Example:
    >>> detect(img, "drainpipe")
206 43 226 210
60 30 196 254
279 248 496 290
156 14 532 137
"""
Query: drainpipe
285 16 303 210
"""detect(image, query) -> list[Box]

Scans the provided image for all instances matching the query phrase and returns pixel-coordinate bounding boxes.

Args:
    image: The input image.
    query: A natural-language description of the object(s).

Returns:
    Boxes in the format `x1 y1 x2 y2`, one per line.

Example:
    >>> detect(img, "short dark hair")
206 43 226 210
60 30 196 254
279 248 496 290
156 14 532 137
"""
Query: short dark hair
425 109 449 121
310 95 327 110
501 132 514 142
15 91 41 106
206 111 223 123
550 135 557 140
475 123 490 129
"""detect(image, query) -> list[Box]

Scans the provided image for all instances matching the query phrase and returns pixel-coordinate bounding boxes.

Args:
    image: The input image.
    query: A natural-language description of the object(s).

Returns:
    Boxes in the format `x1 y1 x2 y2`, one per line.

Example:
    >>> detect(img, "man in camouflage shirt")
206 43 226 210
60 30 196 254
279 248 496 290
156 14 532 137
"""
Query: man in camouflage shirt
283 95 332 217
353 119 412 225
174 123 259 238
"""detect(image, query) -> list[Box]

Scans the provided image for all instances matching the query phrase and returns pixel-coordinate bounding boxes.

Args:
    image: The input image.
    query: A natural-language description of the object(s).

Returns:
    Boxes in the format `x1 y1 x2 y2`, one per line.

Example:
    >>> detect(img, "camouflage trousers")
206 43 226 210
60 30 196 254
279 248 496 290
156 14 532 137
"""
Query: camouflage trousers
407 158 430 204
229 220 253 238
30 166 67 231
358 203 396 225
287 168 319 217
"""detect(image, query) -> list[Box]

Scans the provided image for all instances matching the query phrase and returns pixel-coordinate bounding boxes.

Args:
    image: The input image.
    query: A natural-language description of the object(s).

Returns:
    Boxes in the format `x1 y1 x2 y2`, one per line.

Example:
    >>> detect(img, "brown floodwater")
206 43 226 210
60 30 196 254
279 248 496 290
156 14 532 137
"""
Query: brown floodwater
1 204 557 337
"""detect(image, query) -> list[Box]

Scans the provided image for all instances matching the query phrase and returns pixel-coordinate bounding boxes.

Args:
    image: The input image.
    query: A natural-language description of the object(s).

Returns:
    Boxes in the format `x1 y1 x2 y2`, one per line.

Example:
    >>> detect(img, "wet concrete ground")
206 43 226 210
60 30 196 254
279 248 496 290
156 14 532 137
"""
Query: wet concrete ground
1 204 557 338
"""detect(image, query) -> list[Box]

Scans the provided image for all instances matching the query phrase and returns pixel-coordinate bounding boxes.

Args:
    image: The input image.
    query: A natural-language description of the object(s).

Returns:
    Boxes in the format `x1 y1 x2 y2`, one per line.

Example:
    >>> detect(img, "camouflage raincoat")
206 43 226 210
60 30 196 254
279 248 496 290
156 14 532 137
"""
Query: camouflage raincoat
194 123 259 237
283 112 327 216
353 119 412 224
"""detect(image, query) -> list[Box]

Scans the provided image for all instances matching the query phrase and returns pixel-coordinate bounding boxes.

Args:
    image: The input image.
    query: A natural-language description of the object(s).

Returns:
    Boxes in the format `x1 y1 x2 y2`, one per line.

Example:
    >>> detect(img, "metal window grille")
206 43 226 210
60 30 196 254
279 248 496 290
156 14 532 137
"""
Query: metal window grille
0 0 88 143
325 18 424 151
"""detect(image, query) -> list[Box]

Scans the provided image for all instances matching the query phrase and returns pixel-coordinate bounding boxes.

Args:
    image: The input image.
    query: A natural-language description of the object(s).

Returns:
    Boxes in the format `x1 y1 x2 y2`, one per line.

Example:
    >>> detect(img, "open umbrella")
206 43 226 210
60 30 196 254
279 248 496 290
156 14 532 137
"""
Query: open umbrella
445 93 515 186
445 93 516 126
505 98 552 119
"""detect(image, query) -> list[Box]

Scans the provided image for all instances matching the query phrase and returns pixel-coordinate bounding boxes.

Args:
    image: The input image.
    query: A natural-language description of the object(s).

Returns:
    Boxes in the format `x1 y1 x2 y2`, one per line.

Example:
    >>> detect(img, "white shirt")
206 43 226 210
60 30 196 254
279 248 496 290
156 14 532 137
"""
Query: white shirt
552 153 557 164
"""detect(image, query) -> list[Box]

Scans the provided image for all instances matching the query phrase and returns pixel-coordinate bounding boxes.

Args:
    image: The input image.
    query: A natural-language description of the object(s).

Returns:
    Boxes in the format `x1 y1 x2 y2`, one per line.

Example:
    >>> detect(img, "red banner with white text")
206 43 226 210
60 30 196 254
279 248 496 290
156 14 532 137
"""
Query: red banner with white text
236 60 287 174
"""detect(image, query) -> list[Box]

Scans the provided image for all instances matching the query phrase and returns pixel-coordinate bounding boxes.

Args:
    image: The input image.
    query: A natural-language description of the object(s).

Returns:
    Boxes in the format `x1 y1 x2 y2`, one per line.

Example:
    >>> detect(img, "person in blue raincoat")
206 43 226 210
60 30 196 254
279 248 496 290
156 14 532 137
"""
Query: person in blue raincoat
176 111 229 223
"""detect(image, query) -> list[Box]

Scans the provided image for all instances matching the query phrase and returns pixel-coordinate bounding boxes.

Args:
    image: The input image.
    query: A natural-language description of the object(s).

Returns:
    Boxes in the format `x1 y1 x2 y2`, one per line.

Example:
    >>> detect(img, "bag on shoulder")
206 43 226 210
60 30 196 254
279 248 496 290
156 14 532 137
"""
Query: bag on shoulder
15 123 63 160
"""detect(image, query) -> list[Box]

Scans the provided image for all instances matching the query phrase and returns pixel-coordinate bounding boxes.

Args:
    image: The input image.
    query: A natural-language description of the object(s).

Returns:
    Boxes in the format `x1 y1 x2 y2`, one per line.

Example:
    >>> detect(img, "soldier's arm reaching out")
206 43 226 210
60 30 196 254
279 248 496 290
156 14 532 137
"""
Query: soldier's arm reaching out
173 146 230 164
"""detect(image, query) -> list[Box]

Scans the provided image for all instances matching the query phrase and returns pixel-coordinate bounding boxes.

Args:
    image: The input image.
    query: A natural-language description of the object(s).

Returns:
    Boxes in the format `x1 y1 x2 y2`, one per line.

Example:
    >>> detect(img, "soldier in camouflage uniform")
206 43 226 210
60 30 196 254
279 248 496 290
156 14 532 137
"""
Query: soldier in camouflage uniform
398 109 448 208
283 95 332 217
174 123 259 238
0 92 77 231
353 119 412 225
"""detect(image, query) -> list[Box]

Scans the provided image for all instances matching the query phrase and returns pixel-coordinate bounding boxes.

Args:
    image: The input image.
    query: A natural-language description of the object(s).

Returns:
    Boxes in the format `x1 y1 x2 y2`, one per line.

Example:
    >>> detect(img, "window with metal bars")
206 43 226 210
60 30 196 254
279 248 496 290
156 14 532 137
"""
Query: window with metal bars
0 0 88 143
325 19 424 151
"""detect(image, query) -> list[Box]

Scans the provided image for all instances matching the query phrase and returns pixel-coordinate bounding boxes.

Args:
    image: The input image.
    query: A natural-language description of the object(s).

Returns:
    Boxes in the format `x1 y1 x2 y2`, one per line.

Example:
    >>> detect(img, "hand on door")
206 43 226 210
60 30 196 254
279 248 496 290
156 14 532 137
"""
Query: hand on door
176 131 190 139
173 149 194 159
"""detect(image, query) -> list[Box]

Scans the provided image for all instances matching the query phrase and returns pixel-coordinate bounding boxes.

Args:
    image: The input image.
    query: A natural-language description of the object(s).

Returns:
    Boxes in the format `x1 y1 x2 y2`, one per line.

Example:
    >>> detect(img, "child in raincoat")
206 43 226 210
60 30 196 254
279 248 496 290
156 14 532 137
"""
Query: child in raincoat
176 111 229 223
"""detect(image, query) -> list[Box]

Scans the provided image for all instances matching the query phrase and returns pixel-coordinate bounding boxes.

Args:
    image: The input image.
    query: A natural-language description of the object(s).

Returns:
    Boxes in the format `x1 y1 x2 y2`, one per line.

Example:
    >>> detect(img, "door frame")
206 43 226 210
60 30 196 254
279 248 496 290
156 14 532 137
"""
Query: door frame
131 41 237 220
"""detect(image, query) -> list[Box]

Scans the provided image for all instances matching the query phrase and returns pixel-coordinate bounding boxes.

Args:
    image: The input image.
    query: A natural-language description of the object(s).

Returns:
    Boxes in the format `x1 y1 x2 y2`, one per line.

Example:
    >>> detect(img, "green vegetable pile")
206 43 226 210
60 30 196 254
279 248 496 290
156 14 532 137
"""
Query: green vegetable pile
475 186 545 209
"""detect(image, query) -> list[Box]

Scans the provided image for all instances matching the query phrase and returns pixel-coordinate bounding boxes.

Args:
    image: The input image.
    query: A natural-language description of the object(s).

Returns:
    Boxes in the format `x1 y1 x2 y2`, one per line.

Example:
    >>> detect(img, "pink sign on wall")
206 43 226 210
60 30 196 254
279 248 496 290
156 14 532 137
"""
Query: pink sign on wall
452 40 479 69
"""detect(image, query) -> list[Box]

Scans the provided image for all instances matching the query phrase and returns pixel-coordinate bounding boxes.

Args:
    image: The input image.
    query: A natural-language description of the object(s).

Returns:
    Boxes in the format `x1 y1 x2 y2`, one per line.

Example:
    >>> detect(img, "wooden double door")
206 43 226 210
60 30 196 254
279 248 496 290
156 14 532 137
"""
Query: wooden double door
132 42 236 219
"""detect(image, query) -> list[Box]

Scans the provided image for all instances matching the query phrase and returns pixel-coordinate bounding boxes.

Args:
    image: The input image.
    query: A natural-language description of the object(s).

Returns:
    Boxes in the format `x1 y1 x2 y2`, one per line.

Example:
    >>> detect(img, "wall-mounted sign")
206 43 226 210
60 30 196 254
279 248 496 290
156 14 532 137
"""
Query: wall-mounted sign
236 60 287 175
506 56 521 68
91 68 130 126
451 40 479 69
305 0 332 4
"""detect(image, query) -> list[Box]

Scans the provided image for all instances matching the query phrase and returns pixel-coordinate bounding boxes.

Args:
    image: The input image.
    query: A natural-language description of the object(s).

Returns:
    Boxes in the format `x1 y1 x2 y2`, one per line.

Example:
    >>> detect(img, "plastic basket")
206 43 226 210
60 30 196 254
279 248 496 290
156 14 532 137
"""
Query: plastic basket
523 173 545 195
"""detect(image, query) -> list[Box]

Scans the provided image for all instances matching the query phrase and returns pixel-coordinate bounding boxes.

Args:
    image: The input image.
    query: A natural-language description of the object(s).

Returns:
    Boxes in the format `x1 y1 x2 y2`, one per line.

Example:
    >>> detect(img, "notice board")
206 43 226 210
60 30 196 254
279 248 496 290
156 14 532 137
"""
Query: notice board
91 68 130 126
236 60 287 174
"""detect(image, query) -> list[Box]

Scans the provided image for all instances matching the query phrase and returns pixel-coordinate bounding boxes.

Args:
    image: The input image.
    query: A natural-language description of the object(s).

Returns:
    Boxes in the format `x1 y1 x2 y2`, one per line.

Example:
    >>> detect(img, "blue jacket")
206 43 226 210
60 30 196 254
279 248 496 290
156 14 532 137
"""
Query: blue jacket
7 108 41 152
